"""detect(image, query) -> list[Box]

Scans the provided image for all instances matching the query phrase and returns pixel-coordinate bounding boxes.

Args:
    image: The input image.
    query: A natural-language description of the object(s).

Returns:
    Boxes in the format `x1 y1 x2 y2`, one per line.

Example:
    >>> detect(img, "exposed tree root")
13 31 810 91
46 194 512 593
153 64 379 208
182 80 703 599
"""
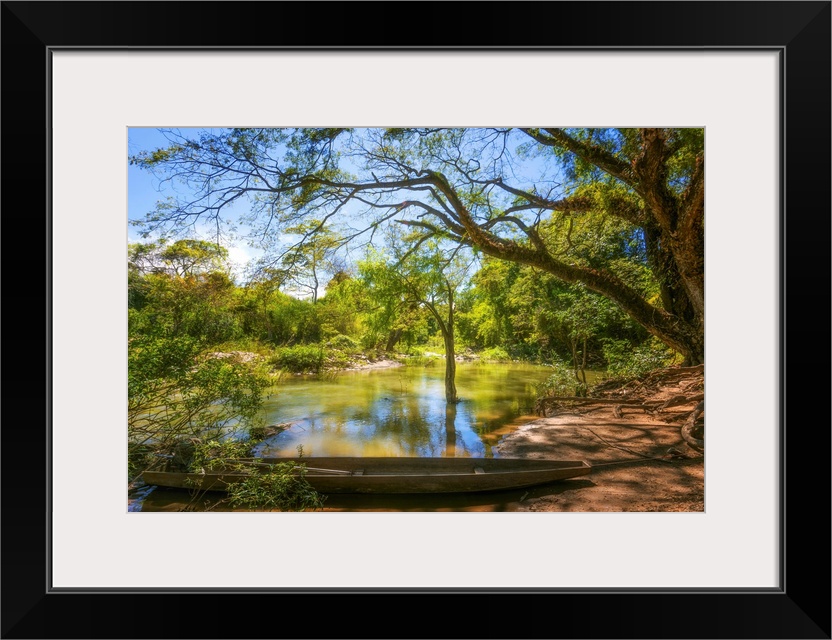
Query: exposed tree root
681 400 705 452
658 392 705 411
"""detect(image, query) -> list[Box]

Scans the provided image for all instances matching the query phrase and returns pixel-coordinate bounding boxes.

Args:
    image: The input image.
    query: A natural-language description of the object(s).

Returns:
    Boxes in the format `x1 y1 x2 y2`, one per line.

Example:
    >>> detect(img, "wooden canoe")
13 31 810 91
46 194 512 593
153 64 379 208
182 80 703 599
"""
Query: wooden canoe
141 456 592 495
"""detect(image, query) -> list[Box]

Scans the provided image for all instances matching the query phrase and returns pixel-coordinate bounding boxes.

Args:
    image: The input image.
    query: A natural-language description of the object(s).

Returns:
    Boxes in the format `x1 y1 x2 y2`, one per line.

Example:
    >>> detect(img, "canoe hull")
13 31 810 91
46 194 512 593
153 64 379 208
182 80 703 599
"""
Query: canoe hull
142 457 592 495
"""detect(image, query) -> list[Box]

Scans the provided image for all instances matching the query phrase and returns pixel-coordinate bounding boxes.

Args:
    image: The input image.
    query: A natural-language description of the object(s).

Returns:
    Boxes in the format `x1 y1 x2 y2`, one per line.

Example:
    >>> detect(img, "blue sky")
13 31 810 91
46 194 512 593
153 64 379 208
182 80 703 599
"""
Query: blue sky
128 127 176 228
128 127 263 276
127 126 559 287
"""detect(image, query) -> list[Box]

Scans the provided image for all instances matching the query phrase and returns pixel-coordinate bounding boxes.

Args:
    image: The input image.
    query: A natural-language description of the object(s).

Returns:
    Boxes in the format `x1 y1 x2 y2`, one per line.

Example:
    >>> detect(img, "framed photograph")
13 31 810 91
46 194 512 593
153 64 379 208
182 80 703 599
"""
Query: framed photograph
3 1 829 638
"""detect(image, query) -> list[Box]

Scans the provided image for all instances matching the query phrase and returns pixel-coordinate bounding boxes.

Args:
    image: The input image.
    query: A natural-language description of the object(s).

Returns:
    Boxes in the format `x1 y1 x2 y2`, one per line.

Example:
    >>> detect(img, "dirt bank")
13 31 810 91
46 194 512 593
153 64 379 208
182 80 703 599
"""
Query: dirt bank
342 357 404 371
494 365 705 512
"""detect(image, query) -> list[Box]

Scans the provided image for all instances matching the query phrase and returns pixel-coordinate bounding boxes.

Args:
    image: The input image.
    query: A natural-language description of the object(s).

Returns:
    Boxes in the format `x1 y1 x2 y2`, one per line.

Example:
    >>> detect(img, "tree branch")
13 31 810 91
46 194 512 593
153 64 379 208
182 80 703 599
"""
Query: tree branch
520 128 637 187
678 154 704 236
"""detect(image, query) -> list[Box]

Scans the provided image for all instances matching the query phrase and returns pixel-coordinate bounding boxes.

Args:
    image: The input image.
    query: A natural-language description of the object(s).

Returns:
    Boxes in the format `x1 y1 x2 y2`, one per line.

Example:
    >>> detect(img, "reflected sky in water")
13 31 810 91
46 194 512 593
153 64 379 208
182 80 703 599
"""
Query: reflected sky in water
251 362 577 459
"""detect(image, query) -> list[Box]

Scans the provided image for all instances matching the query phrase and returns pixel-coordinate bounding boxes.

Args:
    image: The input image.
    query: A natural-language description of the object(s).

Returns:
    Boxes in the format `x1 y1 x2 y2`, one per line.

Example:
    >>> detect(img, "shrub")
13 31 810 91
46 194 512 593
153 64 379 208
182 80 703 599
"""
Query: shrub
402 354 440 367
602 337 680 380
225 462 326 511
128 335 269 482
189 439 253 471
269 344 325 373
479 346 511 362
536 362 588 398
324 349 351 369
186 440 325 511
327 333 360 352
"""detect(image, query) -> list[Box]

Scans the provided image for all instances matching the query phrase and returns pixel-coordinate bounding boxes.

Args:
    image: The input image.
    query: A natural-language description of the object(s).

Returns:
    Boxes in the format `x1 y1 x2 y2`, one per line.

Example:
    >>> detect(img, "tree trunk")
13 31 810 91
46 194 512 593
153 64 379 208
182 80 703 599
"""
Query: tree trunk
438 189 705 364
570 337 587 397
443 333 457 403
263 299 274 342
444 403 457 457
311 268 319 304
441 325 458 404
385 328 403 352
424 288 459 404
442 289 458 404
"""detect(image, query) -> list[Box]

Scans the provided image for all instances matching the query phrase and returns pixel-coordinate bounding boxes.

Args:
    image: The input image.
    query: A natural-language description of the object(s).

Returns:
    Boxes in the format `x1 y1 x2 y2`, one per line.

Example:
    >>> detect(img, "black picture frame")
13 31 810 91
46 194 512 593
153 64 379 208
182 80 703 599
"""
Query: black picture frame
2 2 829 638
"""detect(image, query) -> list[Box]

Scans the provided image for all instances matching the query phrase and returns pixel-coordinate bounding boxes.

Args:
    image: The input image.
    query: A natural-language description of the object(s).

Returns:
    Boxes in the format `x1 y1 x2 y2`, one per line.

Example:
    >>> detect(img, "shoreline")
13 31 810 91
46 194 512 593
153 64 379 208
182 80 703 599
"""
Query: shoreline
492 365 705 512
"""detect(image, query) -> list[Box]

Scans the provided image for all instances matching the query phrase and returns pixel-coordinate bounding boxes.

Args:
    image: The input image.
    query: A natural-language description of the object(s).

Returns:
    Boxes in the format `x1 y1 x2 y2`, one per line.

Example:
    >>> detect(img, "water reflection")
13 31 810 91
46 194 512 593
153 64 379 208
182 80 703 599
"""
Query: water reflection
252 362 564 459
444 403 457 457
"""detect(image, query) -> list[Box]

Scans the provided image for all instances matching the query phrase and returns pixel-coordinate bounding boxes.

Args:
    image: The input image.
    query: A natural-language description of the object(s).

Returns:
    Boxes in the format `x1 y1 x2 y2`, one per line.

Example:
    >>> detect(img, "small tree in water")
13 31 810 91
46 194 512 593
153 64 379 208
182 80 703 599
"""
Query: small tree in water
359 232 474 404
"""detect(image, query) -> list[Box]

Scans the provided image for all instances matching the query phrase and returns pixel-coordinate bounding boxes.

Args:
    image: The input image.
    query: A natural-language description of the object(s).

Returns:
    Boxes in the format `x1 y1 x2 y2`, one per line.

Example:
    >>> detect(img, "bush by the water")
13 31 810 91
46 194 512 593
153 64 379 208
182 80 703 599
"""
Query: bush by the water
602 337 680 381
536 363 589 398
269 342 362 373
186 439 326 511
479 346 512 362
327 333 361 352
225 462 326 511
268 344 326 373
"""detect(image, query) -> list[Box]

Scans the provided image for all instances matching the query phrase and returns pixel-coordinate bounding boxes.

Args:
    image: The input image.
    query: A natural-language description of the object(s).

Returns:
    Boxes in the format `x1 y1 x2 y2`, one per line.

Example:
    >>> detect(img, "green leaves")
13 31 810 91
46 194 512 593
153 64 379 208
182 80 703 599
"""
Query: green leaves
127 334 270 479
128 144 185 167
225 462 326 511
131 125 704 364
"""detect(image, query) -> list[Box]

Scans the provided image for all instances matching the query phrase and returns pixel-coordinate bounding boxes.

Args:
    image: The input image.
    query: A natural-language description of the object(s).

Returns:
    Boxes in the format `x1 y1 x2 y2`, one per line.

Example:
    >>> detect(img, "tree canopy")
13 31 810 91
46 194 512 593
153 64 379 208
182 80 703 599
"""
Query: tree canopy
131 127 704 364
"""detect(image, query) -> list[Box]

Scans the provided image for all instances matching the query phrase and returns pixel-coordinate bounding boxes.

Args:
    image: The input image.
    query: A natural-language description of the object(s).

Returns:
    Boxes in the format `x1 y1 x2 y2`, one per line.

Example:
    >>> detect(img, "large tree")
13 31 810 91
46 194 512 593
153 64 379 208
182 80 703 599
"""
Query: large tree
131 127 704 364
129 238 229 278
254 220 344 303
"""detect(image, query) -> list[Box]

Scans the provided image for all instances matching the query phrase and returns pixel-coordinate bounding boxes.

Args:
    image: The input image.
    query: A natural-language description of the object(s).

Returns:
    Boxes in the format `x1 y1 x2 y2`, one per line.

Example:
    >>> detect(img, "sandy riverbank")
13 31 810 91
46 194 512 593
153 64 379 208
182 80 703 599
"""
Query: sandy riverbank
493 365 705 512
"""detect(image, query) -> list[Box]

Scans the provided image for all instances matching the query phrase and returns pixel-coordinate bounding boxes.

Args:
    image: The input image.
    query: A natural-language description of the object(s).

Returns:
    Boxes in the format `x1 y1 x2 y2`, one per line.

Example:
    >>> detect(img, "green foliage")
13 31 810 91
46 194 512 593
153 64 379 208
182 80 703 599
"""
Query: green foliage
323 349 351 369
602 337 681 380
129 239 230 278
186 439 326 512
225 462 326 511
457 256 649 367
128 334 270 480
400 353 441 367
130 127 705 362
266 295 323 344
268 344 326 373
190 439 253 471
536 362 588 398
479 346 512 362
267 342 357 373
238 275 326 346
398 344 442 357
356 251 433 351
327 333 361 353
318 278 366 339
270 220 343 303
129 269 244 344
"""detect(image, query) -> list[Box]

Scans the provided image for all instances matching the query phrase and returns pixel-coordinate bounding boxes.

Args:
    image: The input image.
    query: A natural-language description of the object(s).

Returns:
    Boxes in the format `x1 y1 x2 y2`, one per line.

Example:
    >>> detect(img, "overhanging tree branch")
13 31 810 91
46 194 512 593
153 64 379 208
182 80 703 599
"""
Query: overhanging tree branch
520 128 638 187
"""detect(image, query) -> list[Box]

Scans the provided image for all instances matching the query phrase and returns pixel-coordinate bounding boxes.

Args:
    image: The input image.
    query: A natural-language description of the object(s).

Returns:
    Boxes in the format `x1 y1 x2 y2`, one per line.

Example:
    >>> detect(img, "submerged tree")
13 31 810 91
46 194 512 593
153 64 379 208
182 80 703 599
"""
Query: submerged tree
131 127 704 364
359 233 472 403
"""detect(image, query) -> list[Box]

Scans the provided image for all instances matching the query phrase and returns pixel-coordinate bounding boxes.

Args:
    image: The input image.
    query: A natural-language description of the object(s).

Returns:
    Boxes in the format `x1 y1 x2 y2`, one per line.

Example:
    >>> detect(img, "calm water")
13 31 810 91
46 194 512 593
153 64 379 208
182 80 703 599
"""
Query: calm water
251 361 558 459
131 362 602 512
